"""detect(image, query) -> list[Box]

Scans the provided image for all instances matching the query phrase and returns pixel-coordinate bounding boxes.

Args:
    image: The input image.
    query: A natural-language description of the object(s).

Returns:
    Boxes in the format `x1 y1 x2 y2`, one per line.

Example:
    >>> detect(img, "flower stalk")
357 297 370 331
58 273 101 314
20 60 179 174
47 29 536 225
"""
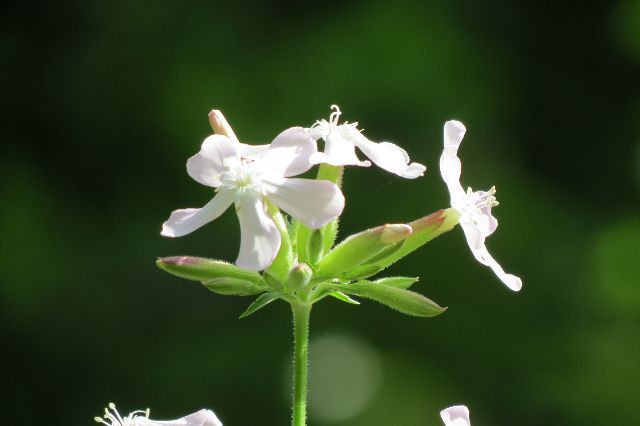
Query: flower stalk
291 302 311 426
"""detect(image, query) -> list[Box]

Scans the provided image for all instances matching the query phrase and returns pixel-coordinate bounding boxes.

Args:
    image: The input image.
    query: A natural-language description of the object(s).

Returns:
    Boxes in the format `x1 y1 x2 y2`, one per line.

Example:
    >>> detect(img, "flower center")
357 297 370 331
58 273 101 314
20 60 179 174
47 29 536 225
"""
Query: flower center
219 159 264 195
461 186 499 231
94 403 149 426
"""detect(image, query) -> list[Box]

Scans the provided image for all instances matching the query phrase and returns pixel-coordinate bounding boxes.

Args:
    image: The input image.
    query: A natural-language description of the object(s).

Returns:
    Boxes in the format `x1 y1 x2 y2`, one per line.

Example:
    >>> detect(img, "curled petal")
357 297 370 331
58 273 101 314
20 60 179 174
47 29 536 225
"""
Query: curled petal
440 121 467 207
161 190 235 238
187 135 239 187
440 405 471 426
310 129 370 167
264 178 345 228
354 136 426 178
235 192 281 271
462 223 522 292
137 409 223 426
259 127 318 177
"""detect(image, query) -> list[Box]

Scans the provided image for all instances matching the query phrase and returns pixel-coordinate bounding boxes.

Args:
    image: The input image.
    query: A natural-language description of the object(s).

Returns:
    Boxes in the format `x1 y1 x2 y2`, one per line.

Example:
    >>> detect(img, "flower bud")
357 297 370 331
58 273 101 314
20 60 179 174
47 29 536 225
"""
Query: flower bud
316 223 412 277
157 256 263 285
208 109 239 141
286 263 313 290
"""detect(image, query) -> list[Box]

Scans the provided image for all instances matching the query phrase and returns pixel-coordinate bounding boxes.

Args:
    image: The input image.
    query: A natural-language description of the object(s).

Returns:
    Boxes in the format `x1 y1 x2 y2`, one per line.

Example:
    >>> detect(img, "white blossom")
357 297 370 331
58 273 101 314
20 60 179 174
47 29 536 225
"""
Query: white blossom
440 405 471 426
162 119 345 271
94 403 222 426
440 120 522 291
307 105 426 178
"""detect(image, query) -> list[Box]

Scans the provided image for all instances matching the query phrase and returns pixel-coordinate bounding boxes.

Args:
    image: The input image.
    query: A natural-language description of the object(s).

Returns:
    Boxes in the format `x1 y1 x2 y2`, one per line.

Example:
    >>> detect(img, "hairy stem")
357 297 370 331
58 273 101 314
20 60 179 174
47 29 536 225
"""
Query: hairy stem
291 302 311 426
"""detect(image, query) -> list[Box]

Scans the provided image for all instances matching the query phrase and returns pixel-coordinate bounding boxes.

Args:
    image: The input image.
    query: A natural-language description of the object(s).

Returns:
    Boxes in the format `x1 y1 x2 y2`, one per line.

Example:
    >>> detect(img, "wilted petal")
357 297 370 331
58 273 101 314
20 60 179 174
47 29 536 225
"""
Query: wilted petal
187 135 239 187
137 409 223 426
259 127 318 177
354 136 426 178
235 192 281 270
467 235 522 292
440 121 467 207
440 405 471 426
264 177 345 228
161 190 235 237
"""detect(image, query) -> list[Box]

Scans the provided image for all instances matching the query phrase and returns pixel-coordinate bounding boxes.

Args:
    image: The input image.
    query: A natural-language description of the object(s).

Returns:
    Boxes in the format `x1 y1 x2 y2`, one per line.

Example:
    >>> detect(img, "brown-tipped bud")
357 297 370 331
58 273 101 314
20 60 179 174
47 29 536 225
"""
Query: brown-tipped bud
316 223 414 277
208 109 239 142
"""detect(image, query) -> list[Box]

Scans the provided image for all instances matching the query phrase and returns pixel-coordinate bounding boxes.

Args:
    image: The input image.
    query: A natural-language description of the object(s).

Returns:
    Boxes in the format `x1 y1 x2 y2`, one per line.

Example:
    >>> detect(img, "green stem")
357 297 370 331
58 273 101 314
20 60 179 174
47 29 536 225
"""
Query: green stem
291 302 311 426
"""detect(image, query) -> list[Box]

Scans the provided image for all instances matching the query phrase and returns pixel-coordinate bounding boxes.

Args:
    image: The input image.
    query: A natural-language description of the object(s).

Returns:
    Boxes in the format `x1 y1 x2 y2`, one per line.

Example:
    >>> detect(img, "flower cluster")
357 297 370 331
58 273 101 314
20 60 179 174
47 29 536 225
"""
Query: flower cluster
161 107 520 290
150 106 523 426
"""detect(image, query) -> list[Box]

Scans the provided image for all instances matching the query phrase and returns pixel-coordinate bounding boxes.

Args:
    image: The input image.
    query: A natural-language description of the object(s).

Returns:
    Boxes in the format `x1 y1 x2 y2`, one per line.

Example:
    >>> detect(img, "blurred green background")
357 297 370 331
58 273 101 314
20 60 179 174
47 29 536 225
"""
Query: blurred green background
2 1 639 425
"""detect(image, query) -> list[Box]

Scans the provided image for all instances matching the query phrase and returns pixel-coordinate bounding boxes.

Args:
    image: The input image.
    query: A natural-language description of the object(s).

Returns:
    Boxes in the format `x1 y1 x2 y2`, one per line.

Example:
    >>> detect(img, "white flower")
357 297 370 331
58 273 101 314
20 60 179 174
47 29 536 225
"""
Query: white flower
440 405 471 426
94 403 222 426
161 120 345 271
307 105 427 178
440 120 522 291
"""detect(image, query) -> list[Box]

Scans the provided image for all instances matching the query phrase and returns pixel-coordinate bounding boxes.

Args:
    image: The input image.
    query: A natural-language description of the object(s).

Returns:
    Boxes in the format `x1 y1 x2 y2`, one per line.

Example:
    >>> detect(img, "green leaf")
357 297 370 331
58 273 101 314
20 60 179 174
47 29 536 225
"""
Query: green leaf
157 257 263 285
317 223 413 277
203 277 265 296
334 282 446 317
326 291 360 305
239 292 284 318
373 276 419 289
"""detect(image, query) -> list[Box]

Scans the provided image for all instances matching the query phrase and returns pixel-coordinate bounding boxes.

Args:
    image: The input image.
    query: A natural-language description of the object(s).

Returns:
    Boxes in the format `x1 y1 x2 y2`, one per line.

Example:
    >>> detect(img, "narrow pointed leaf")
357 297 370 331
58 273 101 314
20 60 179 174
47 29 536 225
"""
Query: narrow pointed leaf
239 292 284 318
374 276 419 289
327 291 360 305
202 278 265 296
157 256 263 284
333 282 446 317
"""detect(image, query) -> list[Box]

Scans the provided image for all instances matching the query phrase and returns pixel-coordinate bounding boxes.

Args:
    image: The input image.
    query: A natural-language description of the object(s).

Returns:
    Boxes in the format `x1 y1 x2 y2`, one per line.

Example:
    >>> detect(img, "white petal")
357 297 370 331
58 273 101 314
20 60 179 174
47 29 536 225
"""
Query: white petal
264 178 345 228
235 192 281 270
440 121 467 208
161 190 235 237
258 127 318 177
463 227 522 292
440 405 471 426
137 409 223 426
238 143 270 160
311 128 370 167
354 136 426 178
187 135 240 187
